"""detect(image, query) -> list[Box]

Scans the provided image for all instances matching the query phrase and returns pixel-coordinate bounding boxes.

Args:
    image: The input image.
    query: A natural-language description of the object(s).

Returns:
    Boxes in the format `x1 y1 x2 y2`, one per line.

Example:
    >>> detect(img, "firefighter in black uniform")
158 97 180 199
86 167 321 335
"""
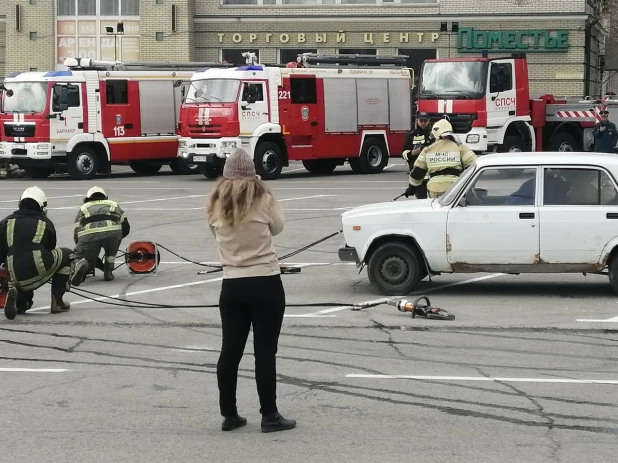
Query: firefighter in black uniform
401 112 432 199
70 186 130 285
0 187 73 320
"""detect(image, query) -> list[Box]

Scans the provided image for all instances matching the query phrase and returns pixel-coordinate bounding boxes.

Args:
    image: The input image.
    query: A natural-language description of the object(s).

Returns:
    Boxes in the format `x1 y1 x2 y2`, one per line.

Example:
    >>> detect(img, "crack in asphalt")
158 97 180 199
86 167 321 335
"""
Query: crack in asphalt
369 317 408 359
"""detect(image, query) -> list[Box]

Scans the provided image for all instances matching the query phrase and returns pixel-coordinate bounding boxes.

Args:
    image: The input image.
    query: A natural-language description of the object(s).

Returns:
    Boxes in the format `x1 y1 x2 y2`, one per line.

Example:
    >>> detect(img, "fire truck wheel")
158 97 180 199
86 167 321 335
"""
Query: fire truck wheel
368 242 422 296
202 166 221 179
170 158 199 175
302 159 337 174
24 166 55 179
68 146 99 180
255 142 284 180
549 132 577 152
357 138 389 174
129 161 162 175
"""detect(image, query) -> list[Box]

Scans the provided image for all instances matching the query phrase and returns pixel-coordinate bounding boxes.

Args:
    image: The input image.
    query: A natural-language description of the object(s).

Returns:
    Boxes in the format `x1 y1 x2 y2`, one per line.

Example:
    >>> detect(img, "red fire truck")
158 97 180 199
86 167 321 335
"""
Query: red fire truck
416 53 616 154
0 58 226 180
177 53 413 180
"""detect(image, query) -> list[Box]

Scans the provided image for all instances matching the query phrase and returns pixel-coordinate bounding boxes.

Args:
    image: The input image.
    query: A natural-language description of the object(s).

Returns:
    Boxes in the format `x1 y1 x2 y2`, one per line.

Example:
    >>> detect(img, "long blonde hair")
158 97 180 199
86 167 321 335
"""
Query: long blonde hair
207 177 271 229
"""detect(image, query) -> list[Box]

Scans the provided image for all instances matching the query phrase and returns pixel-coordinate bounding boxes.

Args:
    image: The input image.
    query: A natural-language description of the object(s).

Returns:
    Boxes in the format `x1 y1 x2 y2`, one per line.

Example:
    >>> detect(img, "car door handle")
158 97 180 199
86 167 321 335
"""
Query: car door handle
519 212 535 219
607 213 618 219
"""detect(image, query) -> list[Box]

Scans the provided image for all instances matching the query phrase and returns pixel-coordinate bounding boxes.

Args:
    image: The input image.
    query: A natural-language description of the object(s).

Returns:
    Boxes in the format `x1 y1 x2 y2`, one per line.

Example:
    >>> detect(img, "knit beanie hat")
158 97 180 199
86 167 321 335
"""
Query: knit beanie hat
223 148 256 179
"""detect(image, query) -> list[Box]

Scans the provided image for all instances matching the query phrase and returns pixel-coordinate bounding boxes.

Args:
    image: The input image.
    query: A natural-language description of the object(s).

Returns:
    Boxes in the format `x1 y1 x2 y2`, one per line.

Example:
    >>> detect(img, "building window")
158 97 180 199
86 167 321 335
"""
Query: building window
221 49 260 66
57 0 139 17
222 0 436 4
156 32 164 41
279 49 318 65
398 48 437 83
106 80 129 104
338 48 376 55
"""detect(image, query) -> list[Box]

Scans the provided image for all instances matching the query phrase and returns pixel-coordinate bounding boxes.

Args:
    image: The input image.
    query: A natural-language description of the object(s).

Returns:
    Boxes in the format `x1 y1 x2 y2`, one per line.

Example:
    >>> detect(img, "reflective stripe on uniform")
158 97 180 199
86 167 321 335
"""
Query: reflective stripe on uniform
105 255 115 264
77 224 122 237
6 219 15 247
32 220 46 244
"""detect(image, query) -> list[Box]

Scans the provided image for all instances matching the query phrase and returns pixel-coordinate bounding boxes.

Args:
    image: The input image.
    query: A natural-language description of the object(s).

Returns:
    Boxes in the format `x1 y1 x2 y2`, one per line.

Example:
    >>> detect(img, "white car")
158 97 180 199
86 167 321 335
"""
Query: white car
339 151 618 295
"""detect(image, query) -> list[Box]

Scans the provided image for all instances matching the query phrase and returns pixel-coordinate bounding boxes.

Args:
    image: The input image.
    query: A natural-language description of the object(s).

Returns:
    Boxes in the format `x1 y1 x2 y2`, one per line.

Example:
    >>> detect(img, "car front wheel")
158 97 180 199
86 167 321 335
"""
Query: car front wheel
608 256 618 295
368 242 423 295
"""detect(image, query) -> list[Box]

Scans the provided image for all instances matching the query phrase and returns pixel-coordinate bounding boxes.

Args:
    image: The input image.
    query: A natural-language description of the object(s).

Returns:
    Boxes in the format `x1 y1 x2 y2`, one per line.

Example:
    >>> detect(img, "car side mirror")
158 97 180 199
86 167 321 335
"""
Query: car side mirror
246 94 255 104
458 197 469 207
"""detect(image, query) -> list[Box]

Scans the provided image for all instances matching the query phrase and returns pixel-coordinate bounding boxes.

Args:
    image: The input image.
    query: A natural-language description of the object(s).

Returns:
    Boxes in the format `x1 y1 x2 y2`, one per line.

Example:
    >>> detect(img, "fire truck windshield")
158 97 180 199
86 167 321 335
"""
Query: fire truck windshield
185 79 240 104
1 82 48 113
419 61 487 99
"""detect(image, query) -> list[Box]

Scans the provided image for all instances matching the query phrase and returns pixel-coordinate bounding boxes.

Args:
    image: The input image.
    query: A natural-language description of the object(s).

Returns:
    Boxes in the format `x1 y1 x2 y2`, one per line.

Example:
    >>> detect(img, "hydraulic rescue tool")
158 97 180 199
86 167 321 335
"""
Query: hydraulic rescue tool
352 295 455 320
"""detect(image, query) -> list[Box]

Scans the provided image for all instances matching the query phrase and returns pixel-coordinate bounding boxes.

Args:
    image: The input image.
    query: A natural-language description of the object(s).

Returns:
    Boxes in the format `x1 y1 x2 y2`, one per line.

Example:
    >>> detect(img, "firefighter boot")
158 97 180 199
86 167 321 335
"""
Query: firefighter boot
104 260 114 282
4 287 18 320
70 258 90 287
51 293 70 314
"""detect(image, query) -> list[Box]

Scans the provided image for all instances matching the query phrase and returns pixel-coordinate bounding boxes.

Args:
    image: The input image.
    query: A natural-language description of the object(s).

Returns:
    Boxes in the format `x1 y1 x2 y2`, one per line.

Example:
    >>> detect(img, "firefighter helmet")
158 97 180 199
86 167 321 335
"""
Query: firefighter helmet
86 186 107 199
20 186 47 209
431 118 454 139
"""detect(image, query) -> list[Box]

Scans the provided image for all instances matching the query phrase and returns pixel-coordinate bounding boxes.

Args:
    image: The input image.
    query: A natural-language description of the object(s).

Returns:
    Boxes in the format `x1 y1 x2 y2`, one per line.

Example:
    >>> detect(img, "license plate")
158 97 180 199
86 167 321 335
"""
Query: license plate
14 144 25 149
193 156 207 162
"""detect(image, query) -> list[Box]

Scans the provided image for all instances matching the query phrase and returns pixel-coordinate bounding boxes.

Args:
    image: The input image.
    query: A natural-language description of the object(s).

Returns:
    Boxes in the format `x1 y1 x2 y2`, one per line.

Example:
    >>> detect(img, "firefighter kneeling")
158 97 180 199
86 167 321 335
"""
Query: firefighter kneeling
0 187 73 320
405 119 477 199
71 187 130 286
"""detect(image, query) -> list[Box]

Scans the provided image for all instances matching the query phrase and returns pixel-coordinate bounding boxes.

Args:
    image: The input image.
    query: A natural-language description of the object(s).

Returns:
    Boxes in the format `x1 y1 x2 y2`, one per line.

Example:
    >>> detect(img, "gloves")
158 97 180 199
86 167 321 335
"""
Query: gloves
404 186 416 198
402 150 411 161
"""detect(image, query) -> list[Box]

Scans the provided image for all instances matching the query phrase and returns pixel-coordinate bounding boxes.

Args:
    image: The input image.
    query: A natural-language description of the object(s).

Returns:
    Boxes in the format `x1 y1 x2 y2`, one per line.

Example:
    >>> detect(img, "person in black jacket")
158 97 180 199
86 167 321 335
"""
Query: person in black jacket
0 187 73 320
401 112 432 199
592 110 618 153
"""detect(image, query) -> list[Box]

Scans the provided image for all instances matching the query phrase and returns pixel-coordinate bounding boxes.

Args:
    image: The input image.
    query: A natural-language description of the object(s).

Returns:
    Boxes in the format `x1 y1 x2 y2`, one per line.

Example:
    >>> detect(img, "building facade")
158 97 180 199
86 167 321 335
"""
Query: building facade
0 0 608 98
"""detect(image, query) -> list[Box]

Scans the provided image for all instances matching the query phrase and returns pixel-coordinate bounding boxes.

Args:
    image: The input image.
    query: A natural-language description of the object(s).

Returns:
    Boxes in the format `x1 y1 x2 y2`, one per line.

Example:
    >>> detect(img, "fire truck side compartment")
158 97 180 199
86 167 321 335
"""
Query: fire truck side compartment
388 79 411 132
357 79 389 126
323 78 358 133
138 80 177 135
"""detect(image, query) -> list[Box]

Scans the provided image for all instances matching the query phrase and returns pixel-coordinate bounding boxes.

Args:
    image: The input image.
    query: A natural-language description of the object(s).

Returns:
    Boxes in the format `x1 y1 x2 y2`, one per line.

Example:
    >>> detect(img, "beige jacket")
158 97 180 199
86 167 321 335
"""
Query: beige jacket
208 193 284 279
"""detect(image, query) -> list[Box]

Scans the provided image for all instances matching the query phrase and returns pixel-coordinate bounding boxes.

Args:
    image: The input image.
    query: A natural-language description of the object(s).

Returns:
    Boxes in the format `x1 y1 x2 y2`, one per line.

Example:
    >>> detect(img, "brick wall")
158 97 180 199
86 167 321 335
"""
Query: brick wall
195 0 588 17
0 19 5 79
5 0 54 73
139 0 195 61
195 19 588 96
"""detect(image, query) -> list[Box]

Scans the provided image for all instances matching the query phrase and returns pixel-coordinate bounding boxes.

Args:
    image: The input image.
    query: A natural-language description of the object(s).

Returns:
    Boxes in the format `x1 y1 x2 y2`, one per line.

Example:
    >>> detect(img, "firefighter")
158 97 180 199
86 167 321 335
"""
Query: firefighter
0 187 73 320
405 119 477 199
592 110 618 153
71 186 130 286
401 112 432 199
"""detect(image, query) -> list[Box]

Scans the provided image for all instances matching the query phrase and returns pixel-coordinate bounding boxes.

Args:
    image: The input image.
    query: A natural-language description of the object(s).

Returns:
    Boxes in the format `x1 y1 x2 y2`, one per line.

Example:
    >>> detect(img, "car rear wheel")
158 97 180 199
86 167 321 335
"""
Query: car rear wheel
368 242 423 295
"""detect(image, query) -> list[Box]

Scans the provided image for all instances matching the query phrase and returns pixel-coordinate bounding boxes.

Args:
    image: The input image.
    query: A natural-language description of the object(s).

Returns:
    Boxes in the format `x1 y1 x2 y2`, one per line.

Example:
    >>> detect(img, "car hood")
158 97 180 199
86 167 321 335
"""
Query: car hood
342 198 437 223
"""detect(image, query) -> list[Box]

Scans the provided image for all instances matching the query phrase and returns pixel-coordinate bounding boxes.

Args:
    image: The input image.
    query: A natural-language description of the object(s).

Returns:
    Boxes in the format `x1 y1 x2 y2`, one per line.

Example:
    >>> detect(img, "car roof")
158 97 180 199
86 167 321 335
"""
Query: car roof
476 151 618 168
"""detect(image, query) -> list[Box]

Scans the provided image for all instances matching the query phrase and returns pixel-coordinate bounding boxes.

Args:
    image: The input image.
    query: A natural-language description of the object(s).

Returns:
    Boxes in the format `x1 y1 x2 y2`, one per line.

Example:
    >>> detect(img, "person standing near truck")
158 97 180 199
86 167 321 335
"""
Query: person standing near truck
401 112 432 199
593 110 618 153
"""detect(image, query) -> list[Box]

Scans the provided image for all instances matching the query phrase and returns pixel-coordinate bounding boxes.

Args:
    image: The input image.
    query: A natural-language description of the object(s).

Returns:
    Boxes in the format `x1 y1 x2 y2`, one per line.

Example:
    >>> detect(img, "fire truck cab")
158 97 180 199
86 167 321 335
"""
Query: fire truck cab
177 52 413 180
0 58 223 180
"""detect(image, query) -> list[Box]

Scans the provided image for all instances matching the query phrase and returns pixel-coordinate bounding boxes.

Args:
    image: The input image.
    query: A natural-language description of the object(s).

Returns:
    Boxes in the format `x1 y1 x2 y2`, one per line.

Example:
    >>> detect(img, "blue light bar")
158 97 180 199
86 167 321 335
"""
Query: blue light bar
235 65 263 71
43 71 73 77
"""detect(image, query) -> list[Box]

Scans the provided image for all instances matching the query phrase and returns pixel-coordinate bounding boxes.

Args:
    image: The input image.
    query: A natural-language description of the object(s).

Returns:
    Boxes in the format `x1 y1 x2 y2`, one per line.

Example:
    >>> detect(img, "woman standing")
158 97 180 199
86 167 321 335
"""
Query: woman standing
207 148 296 433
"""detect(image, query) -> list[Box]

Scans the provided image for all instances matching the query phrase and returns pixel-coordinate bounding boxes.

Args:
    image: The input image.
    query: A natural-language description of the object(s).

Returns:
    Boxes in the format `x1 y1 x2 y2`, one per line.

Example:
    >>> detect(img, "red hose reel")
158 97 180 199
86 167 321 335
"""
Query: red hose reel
124 241 160 275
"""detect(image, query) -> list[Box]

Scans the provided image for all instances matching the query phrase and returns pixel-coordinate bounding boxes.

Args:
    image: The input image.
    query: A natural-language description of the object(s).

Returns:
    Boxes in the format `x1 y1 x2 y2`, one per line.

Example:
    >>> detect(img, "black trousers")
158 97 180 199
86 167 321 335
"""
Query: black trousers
217 274 286 417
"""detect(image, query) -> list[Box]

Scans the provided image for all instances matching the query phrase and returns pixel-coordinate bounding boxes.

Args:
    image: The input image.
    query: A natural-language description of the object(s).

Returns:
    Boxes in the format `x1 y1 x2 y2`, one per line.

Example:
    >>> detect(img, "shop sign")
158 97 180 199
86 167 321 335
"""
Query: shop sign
216 31 440 45
457 27 569 53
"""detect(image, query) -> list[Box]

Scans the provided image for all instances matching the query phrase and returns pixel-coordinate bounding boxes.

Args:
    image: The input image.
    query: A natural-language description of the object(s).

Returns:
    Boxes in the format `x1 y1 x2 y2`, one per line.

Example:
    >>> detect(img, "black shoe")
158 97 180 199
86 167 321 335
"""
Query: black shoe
261 413 296 433
221 415 247 431
4 287 17 320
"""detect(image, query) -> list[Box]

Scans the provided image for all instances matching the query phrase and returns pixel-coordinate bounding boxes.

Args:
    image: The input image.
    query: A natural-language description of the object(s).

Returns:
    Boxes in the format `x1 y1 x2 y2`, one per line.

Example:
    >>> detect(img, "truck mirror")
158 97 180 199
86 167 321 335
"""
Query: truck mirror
246 94 255 104
195 88 203 98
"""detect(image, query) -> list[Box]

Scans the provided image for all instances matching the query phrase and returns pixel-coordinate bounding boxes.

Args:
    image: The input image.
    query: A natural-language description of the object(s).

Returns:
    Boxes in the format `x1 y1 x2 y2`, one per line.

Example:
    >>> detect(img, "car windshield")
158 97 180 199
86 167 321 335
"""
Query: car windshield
1 82 48 113
419 61 486 98
438 163 478 206
184 79 240 103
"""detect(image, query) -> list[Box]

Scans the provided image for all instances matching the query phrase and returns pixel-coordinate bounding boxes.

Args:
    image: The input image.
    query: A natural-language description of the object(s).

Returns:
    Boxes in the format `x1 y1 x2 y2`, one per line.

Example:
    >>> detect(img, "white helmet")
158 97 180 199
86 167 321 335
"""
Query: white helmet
20 186 47 209
86 186 107 199
431 118 455 139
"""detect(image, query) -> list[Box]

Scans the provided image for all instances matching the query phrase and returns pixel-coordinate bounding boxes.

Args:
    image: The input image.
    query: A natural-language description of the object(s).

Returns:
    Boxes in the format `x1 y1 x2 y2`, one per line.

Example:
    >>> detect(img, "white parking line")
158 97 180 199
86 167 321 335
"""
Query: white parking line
345 374 618 384
0 368 72 372
576 316 618 323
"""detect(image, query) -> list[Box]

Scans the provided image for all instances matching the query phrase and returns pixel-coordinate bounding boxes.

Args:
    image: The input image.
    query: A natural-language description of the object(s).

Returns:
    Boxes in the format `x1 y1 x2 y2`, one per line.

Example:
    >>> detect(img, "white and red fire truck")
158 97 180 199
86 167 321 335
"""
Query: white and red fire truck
177 53 413 179
0 58 225 180
417 53 617 154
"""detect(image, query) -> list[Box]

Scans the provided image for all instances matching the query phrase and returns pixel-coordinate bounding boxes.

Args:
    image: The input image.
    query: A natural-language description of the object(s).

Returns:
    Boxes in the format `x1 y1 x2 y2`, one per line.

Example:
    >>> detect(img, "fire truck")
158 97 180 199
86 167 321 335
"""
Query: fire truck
0 58 227 180
416 53 616 154
177 53 413 180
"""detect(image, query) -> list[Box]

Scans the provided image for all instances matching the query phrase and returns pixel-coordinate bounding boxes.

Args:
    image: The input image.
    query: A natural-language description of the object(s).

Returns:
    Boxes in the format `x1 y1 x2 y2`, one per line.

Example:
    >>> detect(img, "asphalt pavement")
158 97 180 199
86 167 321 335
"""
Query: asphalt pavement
1 161 617 463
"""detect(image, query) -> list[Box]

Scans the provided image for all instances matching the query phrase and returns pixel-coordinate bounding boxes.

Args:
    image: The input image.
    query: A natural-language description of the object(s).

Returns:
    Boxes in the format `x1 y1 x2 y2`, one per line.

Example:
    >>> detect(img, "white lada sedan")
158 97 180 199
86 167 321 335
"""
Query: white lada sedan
339 152 618 295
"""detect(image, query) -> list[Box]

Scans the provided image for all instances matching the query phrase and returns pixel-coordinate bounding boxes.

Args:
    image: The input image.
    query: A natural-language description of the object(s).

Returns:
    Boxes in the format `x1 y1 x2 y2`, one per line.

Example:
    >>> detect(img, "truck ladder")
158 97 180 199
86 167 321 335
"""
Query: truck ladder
297 53 408 67
63 57 232 71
